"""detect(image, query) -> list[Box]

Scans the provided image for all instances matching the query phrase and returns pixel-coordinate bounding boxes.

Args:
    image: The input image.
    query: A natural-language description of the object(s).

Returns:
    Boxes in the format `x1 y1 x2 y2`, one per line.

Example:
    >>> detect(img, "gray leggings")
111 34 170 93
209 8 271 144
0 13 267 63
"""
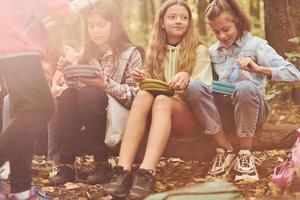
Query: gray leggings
185 80 270 137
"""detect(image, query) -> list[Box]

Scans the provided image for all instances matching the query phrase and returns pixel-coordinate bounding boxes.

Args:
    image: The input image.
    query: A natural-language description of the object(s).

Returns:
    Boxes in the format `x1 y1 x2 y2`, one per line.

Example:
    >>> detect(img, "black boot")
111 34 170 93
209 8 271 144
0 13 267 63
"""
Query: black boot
102 166 132 198
128 168 155 200
86 161 112 184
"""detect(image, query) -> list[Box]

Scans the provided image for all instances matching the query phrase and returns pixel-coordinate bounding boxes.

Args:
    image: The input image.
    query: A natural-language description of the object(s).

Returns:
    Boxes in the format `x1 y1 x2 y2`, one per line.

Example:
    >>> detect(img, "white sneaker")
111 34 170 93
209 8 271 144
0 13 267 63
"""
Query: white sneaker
0 162 10 180
49 166 60 178
207 148 236 179
234 150 260 181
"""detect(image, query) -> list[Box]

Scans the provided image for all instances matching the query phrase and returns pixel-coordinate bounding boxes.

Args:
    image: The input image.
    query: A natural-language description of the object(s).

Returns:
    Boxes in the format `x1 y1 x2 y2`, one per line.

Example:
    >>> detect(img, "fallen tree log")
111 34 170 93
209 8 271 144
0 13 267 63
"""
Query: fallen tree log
70 123 299 162
162 123 299 161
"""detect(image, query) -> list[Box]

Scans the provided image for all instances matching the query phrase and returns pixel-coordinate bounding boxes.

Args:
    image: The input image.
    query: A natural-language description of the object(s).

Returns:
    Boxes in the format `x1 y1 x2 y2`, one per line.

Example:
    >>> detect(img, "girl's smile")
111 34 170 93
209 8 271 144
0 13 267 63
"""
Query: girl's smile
207 12 238 48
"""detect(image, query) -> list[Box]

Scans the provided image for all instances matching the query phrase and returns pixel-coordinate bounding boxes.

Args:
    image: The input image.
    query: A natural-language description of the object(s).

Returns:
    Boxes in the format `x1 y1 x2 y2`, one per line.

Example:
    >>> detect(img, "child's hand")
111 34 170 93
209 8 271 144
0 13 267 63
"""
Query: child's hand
169 72 190 91
57 56 71 71
77 71 108 90
57 50 79 71
131 67 145 81
237 57 260 73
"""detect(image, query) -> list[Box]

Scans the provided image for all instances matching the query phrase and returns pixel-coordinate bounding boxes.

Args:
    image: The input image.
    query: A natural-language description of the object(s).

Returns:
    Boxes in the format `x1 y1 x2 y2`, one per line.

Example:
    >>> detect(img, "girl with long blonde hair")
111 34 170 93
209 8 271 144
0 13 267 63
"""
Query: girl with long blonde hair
104 0 212 199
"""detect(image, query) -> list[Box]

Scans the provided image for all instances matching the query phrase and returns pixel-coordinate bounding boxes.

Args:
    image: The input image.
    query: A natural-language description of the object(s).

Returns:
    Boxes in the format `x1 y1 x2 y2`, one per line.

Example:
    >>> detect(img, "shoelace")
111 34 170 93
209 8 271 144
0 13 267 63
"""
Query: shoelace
214 152 226 169
133 169 154 186
111 168 126 182
235 154 261 171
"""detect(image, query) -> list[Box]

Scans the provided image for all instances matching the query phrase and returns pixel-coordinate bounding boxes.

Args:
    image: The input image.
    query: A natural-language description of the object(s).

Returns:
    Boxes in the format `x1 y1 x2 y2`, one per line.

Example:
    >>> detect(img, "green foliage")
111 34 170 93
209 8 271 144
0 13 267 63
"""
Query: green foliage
286 36 300 63
266 36 300 102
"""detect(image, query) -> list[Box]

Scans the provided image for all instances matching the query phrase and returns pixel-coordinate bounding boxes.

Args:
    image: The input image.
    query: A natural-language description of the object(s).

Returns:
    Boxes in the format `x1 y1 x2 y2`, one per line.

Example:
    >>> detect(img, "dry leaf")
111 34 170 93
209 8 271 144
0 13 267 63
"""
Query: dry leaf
254 187 266 196
192 177 206 182
156 181 167 192
40 179 49 184
42 187 55 193
100 195 113 200
235 179 256 185
64 182 81 190
167 158 184 163
277 157 285 162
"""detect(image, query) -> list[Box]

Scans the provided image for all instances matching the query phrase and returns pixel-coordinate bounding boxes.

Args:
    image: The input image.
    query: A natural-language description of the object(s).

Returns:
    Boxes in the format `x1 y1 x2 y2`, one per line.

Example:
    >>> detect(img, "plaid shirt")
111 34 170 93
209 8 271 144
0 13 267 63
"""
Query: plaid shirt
95 47 142 108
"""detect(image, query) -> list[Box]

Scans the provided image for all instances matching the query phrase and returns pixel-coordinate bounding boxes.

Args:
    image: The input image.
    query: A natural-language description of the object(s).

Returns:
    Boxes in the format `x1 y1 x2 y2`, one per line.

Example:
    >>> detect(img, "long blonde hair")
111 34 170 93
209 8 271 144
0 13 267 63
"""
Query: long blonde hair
144 0 200 81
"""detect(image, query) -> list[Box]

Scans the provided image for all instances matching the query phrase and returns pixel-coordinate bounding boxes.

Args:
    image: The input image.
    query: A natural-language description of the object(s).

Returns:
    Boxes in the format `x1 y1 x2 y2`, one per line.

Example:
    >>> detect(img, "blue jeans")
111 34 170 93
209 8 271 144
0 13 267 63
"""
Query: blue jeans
185 80 270 137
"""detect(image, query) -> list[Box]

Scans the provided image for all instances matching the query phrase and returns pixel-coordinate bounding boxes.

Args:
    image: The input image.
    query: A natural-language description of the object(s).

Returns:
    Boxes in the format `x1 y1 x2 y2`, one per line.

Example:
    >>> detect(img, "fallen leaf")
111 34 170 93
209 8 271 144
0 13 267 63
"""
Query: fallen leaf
254 187 266 196
40 179 49 184
100 195 113 200
156 181 167 192
235 179 256 185
42 187 55 193
277 157 285 163
64 182 81 190
167 158 184 163
192 177 206 182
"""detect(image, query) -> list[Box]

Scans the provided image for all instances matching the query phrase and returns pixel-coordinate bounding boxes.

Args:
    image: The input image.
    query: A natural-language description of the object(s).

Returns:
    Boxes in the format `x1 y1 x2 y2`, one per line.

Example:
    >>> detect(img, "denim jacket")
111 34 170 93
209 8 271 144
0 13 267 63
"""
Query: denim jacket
209 32 300 96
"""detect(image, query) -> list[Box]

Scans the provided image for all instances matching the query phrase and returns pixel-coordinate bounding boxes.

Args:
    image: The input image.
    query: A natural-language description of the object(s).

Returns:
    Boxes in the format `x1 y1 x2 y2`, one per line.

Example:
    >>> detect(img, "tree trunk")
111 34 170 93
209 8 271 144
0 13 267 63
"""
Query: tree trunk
139 0 154 37
250 0 260 20
288 0 300 36
196 0 209 35
264 0 294 57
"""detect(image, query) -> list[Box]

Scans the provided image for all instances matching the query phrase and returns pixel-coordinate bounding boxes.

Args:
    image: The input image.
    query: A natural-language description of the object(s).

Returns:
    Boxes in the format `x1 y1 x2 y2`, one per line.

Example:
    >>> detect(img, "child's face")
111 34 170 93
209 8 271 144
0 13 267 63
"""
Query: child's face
207 12 239 48
87 13 112 48
161 4 189 44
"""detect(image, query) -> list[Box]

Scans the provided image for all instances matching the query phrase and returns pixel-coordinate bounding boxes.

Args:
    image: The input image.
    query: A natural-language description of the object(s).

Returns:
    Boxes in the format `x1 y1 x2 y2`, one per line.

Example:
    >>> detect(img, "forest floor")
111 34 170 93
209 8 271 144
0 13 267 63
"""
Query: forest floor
2 101 300 200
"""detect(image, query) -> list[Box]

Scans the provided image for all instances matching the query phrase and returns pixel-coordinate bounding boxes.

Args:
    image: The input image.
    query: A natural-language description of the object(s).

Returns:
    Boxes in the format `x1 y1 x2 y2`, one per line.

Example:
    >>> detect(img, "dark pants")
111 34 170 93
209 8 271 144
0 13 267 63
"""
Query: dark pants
57 87 108 164
0 53 54 193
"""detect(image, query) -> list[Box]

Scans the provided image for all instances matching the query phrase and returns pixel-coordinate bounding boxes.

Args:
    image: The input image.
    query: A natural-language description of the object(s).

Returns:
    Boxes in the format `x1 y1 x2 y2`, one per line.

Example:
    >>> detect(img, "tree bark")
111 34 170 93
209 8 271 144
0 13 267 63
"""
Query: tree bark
250 0 260 20
288 0 300 36
264 0 294 57
162 124 299 161
76 123 298 162
196 0 209 35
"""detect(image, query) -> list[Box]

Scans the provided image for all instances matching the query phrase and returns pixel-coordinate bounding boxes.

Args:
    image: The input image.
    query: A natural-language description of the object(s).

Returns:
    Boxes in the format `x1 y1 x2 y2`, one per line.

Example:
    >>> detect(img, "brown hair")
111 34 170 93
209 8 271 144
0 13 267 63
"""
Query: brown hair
78 0 133 64
144 0 201 81
205 0 251 39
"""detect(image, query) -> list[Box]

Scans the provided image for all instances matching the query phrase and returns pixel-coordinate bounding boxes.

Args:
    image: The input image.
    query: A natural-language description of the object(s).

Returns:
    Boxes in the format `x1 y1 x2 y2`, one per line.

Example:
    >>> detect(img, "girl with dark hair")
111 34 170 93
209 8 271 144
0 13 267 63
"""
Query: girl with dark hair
49 0 143 186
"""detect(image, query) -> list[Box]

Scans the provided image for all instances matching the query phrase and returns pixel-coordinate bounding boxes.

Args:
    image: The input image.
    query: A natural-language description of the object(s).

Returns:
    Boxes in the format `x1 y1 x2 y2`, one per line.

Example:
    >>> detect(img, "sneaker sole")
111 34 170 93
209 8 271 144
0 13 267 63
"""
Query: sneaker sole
235 174 259 182
102 189 128 198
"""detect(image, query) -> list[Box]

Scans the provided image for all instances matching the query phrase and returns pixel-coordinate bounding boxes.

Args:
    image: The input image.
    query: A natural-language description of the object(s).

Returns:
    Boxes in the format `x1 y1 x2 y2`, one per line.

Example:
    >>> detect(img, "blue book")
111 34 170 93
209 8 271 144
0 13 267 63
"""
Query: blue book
212 80 236 89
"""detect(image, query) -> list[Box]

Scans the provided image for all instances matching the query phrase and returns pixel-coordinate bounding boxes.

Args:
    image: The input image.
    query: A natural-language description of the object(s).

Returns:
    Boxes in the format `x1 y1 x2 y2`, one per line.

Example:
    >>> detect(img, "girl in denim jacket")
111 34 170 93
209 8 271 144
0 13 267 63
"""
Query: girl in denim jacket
187 0 300 182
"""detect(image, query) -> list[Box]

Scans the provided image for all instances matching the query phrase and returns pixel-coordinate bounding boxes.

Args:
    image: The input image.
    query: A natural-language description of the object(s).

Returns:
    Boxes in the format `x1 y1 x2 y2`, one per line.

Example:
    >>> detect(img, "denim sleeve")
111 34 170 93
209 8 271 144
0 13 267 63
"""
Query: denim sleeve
256 39 300 82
